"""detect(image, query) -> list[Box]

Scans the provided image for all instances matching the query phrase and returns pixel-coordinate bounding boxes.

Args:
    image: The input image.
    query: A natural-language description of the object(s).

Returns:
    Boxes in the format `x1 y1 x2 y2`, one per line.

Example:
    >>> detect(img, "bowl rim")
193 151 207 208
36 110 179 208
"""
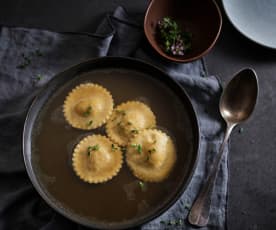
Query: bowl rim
222 0 276 50
144 0 223 63
22 56 200 229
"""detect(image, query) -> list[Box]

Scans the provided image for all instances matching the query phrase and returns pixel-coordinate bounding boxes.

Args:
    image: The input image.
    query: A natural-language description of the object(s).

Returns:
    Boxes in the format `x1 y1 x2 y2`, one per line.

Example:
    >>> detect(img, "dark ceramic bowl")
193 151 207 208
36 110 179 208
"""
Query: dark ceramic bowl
144 0 222 62
23 57 200 229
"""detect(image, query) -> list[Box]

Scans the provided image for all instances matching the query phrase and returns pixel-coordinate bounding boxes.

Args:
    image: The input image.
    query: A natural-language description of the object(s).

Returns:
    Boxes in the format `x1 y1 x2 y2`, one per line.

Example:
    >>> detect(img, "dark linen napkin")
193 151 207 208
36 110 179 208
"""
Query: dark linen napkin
0 6 228 230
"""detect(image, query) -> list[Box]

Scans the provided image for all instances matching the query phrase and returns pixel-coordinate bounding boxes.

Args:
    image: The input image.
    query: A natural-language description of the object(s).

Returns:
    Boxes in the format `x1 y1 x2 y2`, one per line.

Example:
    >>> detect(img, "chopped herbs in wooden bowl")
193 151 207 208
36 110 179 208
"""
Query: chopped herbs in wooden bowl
144 0 222 62
156 17 192 56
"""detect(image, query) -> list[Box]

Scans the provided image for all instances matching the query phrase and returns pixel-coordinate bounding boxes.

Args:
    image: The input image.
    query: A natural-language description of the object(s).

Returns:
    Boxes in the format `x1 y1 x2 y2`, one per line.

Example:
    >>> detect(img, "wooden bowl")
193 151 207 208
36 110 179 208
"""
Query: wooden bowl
144 0 222 62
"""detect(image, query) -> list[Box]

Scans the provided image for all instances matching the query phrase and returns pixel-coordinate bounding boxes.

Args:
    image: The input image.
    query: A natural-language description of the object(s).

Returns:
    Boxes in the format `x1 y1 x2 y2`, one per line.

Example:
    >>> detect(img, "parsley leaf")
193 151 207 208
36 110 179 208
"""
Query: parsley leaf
83 106 92 117
138 181 147 192
131 143 142 154
86 120 93 126
87 144 99 156
111 144 118 151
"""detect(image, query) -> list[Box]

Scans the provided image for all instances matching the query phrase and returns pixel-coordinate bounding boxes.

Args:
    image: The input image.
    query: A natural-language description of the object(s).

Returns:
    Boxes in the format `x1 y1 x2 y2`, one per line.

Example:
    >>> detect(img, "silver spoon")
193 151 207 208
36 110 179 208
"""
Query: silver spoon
188 68 258 227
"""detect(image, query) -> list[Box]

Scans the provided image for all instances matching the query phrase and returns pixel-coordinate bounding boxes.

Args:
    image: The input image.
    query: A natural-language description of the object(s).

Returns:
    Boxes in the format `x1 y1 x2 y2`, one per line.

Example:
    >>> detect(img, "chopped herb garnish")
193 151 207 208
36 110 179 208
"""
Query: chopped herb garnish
138 181 147 192
17 54 31 69
17 49 43 70
87 144 99 156
168 220 176 225
35 49 43 56
83 106 92 117
184 204 191 210
137 144 142 154
111 144 118 151
91 145 100 151
120 146 127 153
86 120 93 126
130 129 139 134
178 219 183 225
156 17 192 56
116 110 126 116
35 74 43 81
148 148 156 154
160 219 183 226
131 144 142 154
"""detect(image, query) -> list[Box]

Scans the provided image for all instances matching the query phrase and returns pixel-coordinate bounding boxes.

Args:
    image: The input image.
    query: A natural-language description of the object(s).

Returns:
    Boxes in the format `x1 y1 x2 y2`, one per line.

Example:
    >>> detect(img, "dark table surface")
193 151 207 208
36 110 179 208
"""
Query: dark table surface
1 0 275 229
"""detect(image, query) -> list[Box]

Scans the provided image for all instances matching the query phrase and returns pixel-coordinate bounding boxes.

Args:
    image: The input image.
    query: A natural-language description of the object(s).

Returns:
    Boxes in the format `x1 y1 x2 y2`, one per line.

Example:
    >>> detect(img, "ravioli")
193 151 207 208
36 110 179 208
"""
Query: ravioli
126 129 176 182
72 135 123 184
63 83 113 130
106 101 156 146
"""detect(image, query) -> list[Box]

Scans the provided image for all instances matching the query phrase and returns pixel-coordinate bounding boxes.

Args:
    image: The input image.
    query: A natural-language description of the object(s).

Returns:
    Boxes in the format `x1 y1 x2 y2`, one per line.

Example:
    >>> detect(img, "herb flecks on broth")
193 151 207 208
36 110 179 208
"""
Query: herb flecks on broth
138 180 147 192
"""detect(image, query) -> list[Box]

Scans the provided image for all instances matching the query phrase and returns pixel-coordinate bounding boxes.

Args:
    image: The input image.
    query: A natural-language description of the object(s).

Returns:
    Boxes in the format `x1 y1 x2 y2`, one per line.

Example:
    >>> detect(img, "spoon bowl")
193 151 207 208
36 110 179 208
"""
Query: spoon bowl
188 68 258 227
220 68 258 124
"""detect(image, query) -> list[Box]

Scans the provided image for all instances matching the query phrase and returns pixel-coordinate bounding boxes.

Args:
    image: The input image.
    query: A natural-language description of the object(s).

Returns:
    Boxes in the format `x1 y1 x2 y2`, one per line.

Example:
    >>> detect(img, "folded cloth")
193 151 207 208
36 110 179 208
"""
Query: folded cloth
0 6 228 230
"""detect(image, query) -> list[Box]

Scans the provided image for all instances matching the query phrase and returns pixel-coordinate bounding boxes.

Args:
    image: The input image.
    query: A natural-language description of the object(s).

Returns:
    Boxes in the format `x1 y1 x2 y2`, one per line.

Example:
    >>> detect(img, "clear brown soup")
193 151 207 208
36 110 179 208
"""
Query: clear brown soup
32 69 194 224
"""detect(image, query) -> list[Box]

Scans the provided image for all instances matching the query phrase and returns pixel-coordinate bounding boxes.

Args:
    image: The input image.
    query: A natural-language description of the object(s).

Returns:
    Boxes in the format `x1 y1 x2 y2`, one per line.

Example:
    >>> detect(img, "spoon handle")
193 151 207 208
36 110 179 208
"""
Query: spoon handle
188 124 234 227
